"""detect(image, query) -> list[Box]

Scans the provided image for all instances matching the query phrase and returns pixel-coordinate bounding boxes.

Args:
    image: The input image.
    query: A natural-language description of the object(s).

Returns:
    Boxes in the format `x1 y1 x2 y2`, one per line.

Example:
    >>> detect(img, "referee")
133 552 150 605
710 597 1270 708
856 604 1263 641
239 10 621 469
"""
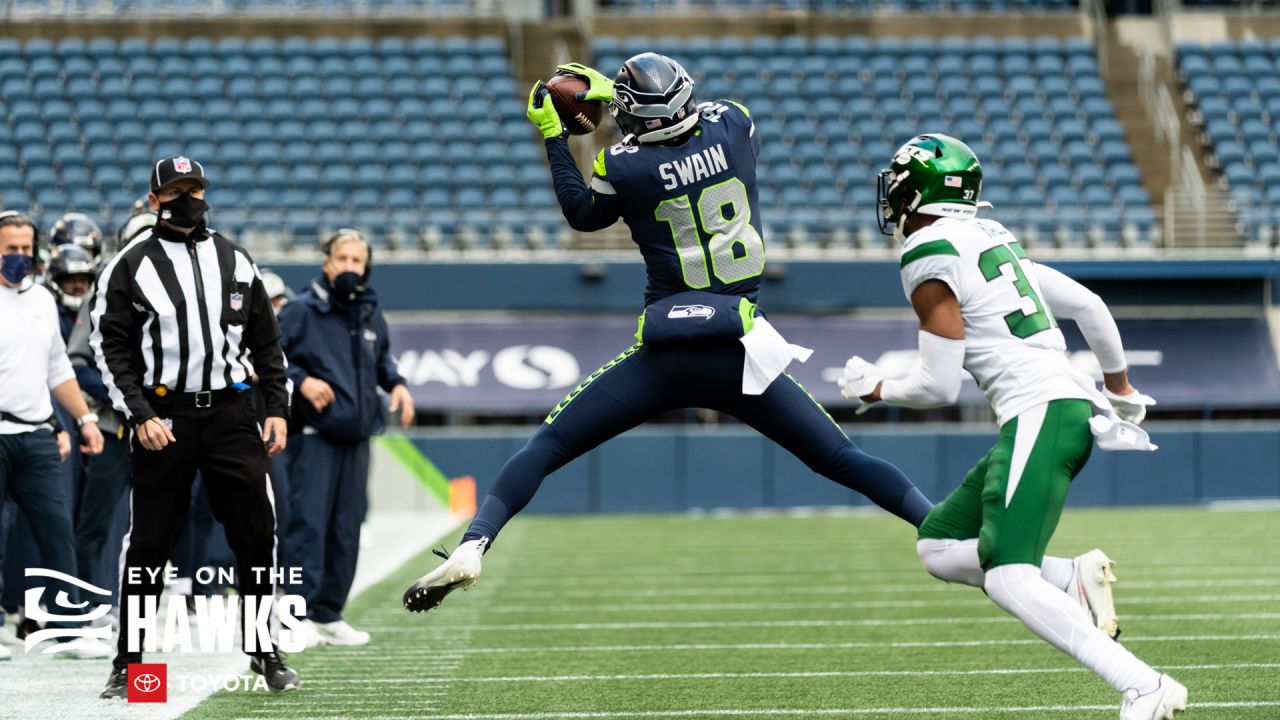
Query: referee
89 157 299 697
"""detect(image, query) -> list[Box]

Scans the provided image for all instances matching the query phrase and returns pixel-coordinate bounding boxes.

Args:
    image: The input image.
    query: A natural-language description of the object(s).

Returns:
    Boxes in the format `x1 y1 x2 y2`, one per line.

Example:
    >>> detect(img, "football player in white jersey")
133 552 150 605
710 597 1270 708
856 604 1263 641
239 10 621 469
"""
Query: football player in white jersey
838 134 1187 720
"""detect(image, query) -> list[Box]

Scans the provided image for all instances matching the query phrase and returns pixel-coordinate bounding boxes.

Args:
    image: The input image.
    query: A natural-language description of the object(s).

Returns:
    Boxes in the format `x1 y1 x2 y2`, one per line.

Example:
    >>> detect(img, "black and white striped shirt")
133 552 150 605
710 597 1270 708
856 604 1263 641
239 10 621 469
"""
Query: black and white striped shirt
88 223 290 425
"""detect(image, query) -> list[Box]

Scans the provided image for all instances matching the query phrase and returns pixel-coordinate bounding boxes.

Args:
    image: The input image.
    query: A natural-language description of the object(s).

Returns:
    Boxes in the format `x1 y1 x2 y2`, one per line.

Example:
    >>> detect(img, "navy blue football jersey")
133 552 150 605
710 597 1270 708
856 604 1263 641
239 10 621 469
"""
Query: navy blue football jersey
592 101 764 305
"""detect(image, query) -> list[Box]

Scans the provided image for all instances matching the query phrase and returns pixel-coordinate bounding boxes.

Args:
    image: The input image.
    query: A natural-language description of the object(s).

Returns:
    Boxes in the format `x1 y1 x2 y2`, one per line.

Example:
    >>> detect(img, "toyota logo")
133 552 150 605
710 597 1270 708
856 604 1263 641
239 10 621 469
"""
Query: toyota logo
133 673 161 693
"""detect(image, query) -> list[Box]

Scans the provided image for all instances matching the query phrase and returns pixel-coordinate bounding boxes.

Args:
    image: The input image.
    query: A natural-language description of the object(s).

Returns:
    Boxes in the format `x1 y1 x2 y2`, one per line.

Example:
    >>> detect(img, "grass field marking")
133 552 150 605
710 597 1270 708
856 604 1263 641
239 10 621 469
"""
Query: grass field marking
230 700 1280 719
490 565 1280 588
318 633 1280 658
470 576 1280 602
358 611 1280 632
293 662 1280 685
456 592 1280 615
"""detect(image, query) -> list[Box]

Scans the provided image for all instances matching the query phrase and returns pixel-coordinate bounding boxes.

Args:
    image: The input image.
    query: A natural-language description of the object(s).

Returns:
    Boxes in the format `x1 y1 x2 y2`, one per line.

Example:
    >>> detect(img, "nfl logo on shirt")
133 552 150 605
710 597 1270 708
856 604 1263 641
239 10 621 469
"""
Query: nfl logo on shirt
174 156 192 173
229 292 243 311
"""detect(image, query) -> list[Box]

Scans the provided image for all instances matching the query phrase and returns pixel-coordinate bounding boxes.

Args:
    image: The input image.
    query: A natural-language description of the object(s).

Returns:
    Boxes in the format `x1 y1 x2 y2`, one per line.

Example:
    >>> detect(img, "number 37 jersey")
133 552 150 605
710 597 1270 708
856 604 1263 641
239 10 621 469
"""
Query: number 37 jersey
898 217 1093 425
592 101 765 305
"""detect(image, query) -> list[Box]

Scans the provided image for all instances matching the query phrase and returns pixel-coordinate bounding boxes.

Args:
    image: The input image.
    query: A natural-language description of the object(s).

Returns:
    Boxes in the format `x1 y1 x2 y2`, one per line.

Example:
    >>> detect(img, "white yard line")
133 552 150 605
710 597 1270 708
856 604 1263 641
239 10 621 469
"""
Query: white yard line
303 633 1280 657
357 611 1280 633
232 700 1280 719
438 593 1280 615
471 576 1280 601
299 662 1280 684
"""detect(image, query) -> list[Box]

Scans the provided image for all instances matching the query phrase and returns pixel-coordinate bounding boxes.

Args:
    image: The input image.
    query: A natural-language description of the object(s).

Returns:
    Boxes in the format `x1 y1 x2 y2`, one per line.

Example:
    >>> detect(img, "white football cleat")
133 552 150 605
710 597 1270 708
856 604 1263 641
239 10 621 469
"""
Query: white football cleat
1120 674 1188 720
314 620 371 646
403 538 487 613
1072 549 1120 639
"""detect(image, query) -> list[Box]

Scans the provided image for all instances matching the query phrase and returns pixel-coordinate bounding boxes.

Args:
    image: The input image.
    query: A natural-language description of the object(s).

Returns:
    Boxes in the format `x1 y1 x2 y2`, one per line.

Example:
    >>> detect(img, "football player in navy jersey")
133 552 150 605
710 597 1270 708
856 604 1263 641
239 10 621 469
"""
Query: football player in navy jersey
404 54 933 613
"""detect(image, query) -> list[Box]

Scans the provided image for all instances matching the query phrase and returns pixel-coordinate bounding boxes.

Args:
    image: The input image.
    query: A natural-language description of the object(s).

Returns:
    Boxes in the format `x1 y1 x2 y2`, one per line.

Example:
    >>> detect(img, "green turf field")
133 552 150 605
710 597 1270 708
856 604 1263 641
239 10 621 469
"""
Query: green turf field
185 506 1280 720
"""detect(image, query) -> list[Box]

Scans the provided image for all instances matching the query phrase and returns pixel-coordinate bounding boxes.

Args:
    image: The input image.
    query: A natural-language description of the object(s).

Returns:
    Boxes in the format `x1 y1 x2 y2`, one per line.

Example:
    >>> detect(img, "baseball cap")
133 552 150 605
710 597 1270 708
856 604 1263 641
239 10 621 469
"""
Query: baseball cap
151 156 209 193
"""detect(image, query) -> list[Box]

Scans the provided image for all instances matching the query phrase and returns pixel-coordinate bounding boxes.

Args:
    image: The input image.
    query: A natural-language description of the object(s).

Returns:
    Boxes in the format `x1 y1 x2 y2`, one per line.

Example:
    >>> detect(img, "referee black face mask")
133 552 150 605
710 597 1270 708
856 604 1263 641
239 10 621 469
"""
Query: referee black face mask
159 192 208 228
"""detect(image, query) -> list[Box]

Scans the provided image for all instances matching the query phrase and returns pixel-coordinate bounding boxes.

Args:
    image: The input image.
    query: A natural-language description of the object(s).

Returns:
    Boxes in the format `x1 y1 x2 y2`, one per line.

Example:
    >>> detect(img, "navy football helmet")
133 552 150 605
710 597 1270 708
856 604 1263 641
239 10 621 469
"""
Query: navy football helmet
610 53 699 144
49 213 103 260
47 243 96 312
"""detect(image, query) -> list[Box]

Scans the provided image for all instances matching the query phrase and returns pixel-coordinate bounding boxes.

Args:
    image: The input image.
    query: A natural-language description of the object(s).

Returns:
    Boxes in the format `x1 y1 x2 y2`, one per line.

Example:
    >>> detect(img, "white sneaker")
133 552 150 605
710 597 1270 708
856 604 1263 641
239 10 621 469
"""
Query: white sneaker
51 639 113 660
1120 674 1188 720
297 619 328 650
1072 549 1120 639
403 538 488 613
0 625 22 649
314 620 371 646
0 642 10 661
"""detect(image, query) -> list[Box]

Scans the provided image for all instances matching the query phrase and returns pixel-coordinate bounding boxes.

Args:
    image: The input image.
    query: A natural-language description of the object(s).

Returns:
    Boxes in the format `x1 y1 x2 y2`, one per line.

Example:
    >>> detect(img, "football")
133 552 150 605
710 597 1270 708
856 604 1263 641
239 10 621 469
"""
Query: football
546 74 603 135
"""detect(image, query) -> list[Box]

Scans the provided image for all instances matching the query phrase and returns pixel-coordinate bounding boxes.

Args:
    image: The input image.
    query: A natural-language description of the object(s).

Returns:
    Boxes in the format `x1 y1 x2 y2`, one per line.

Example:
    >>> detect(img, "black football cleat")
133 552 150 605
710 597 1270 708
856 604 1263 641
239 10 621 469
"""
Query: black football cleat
100 666 128 700
249 649 300 693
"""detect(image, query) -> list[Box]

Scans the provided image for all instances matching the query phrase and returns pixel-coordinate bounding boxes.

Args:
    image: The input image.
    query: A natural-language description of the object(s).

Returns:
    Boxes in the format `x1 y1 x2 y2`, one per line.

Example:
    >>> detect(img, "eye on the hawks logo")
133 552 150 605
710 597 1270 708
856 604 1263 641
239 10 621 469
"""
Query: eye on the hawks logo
173 156 192 173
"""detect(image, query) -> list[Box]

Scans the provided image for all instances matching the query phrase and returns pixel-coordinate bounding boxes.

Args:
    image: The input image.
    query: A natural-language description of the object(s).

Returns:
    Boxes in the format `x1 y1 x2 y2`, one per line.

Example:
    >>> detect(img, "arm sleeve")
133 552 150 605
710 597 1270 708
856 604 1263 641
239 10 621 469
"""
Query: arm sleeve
879 330 967 409
374 310 407 392
243 265 291 417
1035 263 1127 373
275 304 310 391
545 138 622 232
89 257 155 425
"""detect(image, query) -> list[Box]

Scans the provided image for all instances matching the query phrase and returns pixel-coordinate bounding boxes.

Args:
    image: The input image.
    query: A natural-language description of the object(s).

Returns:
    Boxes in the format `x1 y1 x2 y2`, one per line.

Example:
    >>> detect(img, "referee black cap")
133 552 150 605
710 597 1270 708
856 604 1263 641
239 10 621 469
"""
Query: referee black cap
151 156 209 193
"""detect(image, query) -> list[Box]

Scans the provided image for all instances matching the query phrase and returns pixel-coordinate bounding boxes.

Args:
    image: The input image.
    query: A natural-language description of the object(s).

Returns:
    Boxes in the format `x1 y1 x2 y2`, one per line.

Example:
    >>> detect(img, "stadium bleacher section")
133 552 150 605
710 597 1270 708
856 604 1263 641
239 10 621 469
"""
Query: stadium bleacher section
1178 39 1280 246
0 31 1159 253
0 34 569 251
1 0 477 17
595 34 1158 250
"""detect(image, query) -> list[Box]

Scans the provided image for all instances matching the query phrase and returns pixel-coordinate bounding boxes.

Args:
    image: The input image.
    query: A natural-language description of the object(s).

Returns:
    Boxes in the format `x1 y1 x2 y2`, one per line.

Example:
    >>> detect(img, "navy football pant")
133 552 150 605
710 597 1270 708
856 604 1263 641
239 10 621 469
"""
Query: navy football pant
465 342 933 545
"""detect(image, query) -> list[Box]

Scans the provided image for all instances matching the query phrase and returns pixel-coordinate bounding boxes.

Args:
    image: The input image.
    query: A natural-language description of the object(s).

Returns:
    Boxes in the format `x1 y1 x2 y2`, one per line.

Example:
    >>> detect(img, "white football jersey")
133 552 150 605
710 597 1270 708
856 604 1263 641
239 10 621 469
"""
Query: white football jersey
898 216 1094 425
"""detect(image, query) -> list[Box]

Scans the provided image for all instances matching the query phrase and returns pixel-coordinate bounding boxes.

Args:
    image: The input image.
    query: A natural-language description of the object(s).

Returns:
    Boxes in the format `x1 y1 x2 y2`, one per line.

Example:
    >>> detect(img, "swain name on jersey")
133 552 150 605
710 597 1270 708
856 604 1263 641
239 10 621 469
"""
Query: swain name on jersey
658 143 730 190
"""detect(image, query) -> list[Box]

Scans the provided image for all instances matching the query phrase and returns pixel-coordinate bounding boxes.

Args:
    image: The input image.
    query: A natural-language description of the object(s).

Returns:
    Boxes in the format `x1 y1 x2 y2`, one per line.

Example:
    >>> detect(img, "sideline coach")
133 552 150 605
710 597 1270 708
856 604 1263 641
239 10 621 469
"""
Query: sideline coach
89 157 299 696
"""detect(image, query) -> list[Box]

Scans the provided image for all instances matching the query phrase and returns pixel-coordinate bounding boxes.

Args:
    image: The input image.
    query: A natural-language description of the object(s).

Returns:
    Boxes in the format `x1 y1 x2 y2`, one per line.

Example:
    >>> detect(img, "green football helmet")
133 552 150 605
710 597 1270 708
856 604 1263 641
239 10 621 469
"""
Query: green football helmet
877 133 984 238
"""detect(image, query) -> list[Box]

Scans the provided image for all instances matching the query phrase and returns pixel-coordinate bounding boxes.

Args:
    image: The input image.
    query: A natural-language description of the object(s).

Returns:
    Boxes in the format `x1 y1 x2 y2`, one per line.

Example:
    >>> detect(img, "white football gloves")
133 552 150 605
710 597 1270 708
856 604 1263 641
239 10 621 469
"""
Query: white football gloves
1104 387 1156 425
837 356 885 414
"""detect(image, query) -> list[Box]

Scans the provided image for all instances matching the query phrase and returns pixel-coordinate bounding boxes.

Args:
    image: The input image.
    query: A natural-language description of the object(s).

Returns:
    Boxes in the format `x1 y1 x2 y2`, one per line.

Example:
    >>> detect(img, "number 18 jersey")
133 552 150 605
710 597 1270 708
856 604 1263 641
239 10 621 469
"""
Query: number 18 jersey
591 100 765 305
898 217 1093 425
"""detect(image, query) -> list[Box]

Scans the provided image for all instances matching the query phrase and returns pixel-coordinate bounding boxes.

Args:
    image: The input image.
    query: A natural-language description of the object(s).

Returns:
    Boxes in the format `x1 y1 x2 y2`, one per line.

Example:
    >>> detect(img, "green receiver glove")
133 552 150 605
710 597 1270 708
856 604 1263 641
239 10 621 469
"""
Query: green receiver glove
527 81 567 140
555 62 615 103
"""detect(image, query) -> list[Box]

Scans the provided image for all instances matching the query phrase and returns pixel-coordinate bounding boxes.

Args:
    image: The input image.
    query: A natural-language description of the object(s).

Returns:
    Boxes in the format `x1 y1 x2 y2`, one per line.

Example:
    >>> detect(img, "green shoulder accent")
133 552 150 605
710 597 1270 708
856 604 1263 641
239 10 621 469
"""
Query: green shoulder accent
737 297 756 335
593 149 607 178
1008 241 1027 260
723 100 750 118
900 239 959 268
634 310 646 343
377 435 450 504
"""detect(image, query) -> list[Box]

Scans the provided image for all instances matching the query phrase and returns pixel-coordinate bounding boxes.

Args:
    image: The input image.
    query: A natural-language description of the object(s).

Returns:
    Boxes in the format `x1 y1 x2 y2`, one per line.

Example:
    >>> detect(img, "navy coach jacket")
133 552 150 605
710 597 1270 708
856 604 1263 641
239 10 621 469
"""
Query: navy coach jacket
277 275 406 443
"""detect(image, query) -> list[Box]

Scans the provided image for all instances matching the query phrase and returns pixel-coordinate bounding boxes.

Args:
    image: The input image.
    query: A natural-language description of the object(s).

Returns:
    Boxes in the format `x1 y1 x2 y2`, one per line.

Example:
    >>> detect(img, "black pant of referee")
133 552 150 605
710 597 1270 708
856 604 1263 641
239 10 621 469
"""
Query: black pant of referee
117 387 276 662
89 158 299 697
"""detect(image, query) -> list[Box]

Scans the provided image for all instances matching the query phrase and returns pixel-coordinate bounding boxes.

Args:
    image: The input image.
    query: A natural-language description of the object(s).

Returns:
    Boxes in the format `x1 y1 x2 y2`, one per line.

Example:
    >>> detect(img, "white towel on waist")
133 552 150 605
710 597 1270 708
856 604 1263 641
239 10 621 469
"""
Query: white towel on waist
739 317 813 395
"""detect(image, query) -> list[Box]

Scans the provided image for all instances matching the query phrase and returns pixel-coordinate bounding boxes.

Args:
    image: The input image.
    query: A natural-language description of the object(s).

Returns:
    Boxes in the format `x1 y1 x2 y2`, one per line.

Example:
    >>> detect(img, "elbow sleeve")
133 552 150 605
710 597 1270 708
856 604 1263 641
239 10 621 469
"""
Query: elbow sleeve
880 331 966 409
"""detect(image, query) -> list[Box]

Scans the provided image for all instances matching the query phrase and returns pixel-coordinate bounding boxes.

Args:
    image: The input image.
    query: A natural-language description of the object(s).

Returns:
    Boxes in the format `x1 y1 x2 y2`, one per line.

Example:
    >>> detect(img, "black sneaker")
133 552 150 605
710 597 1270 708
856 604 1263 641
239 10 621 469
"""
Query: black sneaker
16 616 40 640
100 666 128 700
249 649 300 693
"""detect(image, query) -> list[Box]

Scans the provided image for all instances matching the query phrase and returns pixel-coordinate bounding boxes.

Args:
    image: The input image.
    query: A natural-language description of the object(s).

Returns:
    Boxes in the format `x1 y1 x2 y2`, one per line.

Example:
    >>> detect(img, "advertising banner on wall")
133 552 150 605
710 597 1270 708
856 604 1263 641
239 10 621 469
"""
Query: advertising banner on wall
387 315 1280 412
